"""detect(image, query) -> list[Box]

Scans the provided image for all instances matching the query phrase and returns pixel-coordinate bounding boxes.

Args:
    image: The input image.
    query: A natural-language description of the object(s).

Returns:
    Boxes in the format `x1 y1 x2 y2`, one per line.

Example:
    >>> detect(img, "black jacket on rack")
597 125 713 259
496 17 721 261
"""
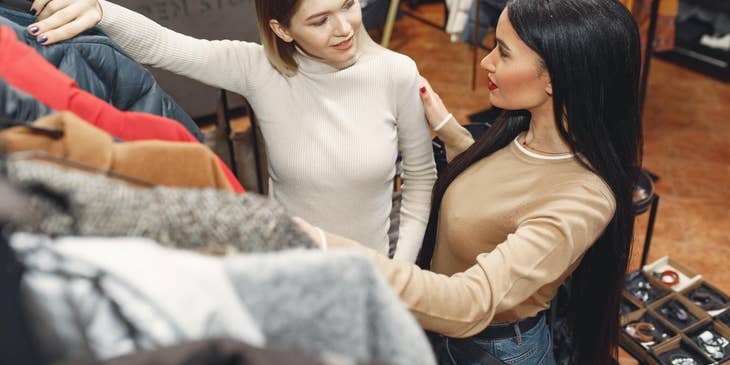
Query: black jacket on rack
0 5 204 141
0 77 54 123
0 163 43 365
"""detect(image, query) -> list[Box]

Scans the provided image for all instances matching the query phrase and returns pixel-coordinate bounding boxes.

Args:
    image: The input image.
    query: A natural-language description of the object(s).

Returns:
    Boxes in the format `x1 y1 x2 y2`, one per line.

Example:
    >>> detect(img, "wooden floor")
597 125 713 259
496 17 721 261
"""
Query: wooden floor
379 4 729 364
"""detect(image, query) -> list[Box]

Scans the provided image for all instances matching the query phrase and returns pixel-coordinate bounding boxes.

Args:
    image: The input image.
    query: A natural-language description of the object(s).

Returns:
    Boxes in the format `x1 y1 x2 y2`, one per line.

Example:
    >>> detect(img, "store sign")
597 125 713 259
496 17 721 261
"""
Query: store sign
132 0 250 21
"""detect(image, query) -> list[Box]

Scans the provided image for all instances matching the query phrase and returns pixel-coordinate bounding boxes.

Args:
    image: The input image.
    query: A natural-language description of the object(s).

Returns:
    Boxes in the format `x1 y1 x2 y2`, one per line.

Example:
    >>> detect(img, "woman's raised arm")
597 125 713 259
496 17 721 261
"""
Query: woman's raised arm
27 0 274 96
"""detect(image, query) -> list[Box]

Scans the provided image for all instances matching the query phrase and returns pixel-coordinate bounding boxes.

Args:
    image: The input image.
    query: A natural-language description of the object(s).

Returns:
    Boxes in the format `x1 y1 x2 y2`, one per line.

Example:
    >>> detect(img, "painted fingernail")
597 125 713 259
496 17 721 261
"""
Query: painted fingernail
419 86 426 94
37 35 48 44
29 8 36 15
29 26 39 34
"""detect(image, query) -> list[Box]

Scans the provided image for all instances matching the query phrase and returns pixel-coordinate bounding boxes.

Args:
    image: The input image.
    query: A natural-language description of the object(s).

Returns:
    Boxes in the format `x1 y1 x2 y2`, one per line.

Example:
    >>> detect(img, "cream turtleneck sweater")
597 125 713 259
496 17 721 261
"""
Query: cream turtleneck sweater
96 1 436 260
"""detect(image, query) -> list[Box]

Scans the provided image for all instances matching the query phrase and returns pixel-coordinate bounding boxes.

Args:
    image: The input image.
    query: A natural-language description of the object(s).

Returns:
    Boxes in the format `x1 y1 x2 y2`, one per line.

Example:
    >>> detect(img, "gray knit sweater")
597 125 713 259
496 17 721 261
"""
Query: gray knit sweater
7 159 314 252
224 249 437 365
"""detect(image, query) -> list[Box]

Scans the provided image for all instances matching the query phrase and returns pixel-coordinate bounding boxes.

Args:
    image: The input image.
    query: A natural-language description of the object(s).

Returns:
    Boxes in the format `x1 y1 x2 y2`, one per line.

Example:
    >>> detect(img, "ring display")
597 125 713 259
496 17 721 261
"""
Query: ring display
626 322 657 343
695 330 728 361
626 274 668 304
623 316 674 350
658 300 695 328
656 345 712 365
656 269 680 286
668 354 698 365
687 285 729 311
633 286 651 303
621 262 728 365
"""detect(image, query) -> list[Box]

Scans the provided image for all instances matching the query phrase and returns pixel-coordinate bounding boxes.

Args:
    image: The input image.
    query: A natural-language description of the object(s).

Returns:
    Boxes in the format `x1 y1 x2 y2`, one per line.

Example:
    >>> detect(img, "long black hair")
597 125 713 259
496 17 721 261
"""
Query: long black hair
416 1 642 364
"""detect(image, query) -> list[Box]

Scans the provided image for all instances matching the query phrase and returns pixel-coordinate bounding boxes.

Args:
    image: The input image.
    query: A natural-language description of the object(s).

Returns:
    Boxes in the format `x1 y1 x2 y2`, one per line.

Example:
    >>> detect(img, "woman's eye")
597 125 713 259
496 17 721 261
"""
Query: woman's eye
498 47 508 58
313 17 328 26
343 0 356 9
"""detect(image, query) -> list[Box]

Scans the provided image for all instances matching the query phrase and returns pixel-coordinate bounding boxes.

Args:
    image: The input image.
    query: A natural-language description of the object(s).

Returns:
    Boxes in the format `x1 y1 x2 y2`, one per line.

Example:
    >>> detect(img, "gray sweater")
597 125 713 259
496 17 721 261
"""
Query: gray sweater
224 249 437 365
7 159 313 252
12 234 436 365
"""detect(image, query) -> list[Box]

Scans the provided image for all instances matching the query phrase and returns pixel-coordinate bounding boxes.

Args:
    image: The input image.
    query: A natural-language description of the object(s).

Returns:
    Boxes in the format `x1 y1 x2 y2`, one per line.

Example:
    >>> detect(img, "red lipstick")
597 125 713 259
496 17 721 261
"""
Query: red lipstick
487 80 498 91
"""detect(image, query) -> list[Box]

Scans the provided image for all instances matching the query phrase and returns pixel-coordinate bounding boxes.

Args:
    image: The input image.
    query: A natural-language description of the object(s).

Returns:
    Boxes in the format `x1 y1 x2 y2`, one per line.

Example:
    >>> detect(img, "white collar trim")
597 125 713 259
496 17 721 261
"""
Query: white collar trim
513 137 574 160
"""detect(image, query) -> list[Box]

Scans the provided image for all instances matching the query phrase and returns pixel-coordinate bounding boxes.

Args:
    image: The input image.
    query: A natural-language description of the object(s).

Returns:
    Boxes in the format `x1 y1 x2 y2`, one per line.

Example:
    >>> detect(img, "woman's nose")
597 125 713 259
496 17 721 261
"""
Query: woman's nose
333 14 352 36
480 50 497 72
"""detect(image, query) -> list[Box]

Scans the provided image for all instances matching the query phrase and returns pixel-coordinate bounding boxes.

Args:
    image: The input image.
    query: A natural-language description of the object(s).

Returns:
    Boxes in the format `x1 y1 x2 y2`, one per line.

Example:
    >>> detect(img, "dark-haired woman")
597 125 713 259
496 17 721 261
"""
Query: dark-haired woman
297 0 643 364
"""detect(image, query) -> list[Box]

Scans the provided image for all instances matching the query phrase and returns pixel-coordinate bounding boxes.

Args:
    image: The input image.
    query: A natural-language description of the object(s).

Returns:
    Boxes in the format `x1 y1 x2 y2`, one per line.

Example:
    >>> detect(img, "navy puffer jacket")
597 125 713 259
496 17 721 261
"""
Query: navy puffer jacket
0 6 203 141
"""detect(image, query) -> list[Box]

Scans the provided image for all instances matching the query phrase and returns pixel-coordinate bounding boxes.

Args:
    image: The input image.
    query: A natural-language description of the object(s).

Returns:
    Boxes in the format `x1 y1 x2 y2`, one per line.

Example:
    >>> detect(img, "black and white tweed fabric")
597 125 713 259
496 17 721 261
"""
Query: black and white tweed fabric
6 160 314 253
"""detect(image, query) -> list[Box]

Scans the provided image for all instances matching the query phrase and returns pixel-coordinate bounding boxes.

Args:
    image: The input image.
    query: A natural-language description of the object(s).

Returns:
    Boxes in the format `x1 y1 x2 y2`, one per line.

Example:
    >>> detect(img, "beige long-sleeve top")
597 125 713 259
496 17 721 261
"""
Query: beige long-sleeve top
329 119 616 338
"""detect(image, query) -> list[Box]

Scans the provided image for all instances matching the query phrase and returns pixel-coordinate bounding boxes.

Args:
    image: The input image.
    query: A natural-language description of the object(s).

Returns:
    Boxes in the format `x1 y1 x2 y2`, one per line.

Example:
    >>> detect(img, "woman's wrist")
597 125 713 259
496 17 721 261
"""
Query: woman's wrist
292 217 327 250
432 113 453 132
315 227 328 251
96 1 104 26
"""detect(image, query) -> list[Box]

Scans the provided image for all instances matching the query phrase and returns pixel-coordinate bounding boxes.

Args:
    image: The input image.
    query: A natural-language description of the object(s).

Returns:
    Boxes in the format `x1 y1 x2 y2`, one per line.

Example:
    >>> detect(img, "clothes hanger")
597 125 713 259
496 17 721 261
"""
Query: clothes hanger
0 115 152 187
0 114 64 138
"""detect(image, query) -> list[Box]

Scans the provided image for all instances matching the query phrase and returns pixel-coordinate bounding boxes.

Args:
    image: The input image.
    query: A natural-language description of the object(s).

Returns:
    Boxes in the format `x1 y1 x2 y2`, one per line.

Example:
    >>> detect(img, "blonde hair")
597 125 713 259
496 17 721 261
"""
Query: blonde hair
254 0 382 77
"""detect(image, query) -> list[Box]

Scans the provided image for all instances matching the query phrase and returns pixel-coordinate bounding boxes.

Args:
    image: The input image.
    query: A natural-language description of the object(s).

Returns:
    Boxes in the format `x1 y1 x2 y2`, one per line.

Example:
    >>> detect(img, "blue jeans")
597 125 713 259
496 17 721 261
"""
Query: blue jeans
428 315 556 365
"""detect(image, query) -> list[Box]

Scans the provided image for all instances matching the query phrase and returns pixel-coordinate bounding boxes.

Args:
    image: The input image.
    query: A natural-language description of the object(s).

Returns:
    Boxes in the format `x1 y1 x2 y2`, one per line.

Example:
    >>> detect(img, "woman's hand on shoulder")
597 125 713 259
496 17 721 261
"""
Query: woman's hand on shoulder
27 0 103 45
418 76 452 131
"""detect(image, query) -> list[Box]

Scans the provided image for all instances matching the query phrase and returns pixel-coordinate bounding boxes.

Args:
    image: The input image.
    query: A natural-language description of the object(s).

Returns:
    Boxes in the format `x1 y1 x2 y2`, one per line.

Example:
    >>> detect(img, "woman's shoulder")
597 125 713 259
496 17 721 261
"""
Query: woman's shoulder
358 49 420 93
384 50 419 74
545 169 616 214
361 47 418 73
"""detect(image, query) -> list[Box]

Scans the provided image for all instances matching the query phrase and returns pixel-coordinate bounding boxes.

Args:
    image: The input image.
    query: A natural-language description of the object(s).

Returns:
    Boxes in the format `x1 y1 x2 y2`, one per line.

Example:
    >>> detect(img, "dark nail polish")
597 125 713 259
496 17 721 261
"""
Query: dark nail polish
37 35 47 44
29 8 36 15
419 86 426 94
29 26 39 34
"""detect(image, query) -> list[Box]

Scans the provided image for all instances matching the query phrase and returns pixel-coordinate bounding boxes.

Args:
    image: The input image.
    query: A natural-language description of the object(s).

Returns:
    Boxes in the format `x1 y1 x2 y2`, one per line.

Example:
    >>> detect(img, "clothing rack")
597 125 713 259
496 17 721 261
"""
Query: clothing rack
637 0 662 270
623 1 663 363
219 90 266 194
640 0 661 118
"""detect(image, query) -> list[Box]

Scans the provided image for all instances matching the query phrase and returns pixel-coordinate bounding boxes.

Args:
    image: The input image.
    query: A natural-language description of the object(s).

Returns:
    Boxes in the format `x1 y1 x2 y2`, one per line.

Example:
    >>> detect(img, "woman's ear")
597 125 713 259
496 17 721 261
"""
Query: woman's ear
540 68 553 97
269 19 294 43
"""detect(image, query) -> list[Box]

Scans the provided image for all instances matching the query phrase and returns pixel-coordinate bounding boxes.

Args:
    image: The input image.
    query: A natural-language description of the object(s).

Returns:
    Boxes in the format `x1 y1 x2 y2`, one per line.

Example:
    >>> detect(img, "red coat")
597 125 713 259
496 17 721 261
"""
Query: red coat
0 26 244 193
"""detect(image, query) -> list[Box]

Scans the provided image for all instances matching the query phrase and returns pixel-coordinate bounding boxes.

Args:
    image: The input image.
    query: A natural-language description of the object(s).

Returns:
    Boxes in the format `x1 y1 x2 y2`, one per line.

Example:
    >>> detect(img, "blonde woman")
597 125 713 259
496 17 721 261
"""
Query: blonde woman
28 0 437 261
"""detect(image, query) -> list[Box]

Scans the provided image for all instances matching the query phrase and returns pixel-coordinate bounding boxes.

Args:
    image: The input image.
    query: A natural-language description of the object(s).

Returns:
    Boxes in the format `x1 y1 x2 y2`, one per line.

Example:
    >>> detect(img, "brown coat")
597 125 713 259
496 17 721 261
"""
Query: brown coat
0 112 233 191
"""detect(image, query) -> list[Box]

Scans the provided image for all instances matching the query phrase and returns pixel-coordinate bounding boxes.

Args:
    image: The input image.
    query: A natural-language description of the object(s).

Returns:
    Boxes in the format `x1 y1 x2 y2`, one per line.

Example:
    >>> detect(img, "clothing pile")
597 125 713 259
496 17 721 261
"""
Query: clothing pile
0 5 436 365
0 12 244 193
